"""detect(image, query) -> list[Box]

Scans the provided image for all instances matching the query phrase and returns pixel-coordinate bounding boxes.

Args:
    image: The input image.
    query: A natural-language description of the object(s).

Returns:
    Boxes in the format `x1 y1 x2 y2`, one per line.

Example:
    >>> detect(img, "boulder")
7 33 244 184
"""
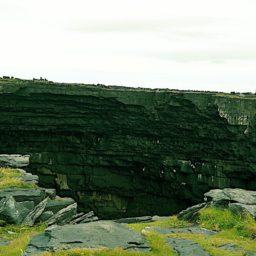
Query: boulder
38 211 54 222
0 196 32 224
46 203 77 225
204 188 256 205
44 197 75 214
25 221 150 255
178 188 256 222
229 203 256 218
22 197 49 226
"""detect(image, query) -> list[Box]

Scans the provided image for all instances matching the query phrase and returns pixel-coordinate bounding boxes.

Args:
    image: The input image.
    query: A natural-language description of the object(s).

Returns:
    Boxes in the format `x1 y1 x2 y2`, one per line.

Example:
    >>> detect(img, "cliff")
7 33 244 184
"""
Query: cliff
0 77 256 218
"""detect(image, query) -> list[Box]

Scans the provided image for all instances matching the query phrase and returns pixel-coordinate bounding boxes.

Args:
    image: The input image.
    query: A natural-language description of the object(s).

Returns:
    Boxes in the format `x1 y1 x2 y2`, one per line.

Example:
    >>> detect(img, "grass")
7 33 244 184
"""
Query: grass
166 233 247 256
0 167 36 189
0 224 46 256
199 207 256 238
128 216 191 232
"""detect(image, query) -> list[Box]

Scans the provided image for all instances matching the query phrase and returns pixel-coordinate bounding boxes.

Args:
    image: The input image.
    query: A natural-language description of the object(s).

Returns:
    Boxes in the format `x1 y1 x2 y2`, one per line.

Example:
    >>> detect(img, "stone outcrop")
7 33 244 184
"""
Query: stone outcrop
0 156 98 226
0 154 30 168
1 78 256 218
178 188 256 221
166 238 210 256
25 221 150 255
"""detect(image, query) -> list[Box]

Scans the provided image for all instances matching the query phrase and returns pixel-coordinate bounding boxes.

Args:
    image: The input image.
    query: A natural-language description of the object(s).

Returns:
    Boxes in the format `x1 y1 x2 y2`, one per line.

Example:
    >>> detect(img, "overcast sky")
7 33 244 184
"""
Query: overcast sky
0 0 256 92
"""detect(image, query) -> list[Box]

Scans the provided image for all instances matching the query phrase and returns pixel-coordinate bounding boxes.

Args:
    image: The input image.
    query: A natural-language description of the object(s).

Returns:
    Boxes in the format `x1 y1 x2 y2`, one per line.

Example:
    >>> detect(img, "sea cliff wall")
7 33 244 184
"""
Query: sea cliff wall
0 78 256 218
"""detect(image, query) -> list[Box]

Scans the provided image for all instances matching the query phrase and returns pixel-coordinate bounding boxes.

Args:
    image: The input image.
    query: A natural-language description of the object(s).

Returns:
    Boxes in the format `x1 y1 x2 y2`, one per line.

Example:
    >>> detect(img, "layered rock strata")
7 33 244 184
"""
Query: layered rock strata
0 78 256 218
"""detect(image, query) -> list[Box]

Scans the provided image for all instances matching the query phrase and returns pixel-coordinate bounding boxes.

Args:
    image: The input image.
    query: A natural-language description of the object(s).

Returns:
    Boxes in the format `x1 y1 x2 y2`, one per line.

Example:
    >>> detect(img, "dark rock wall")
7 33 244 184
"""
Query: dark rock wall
0 79 256 218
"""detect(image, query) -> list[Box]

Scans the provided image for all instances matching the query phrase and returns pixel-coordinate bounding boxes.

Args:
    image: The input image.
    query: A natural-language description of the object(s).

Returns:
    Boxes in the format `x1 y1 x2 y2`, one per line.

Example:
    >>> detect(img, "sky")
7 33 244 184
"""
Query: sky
0 0 256 92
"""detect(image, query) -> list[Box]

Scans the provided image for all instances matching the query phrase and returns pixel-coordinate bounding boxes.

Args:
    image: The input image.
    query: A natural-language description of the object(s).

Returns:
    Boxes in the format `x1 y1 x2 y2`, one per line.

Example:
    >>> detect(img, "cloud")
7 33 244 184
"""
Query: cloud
0 1 21 10
68 16 214 34
149 49 256 63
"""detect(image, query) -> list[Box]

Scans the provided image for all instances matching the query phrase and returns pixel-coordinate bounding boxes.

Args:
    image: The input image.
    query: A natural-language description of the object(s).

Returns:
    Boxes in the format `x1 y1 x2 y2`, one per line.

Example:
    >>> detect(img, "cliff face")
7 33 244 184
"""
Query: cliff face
0 78 256 218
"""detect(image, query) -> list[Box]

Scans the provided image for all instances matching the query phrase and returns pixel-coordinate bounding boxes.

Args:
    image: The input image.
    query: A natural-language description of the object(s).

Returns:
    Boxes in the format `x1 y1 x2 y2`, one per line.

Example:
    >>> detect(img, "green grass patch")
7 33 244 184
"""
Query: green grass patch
129 216 191 232
0 224 46 256
0 167 36 189
166 232 247 256
199 207 256 238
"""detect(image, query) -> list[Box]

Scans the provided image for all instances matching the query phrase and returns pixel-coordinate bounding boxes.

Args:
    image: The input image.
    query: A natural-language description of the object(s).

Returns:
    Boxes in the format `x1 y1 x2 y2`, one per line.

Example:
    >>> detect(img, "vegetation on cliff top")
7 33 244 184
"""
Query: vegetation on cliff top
0 224 46 256
0 167 36 189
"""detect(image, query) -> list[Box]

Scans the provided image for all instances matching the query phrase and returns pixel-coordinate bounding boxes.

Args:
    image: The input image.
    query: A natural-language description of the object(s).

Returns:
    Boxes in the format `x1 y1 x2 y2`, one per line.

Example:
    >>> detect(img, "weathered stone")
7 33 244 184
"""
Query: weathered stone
38 211 54 222
55 174 69 190
204 188 256 205
22 197 49 226
79 216 98 223
217 243 256 255
166 238 210 256
69 210 98 224
115 216 154 224
151 216 169 222
45 197 75 214
0 196 31 224
44 189 56 199
177 203 207 221
16 200 35 211
21 173 39 185
0 154 30 167
25 221 150 255
46 203 77 225
218 243 243 251
229 203 256 218
0 188 46 205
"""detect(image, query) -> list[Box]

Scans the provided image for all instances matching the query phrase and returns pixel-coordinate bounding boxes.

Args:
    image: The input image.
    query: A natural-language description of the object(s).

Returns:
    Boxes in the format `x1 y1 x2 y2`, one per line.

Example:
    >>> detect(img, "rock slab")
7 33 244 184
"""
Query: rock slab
0 155 30 168
166 238 210 256
25 221 150 255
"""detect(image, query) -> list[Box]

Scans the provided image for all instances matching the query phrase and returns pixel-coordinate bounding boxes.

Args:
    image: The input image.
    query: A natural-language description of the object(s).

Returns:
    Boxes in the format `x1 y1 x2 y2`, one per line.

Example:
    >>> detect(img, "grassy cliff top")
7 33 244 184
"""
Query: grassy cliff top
1 76 256 126
0 76 255 97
